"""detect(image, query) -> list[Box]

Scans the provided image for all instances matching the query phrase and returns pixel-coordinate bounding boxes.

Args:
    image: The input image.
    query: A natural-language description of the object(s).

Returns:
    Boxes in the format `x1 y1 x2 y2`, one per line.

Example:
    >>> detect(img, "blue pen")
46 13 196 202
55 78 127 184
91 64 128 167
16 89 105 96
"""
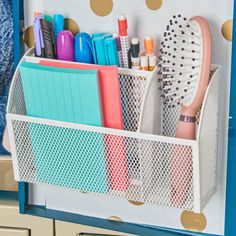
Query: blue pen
105 38 120 66
53 14 64 39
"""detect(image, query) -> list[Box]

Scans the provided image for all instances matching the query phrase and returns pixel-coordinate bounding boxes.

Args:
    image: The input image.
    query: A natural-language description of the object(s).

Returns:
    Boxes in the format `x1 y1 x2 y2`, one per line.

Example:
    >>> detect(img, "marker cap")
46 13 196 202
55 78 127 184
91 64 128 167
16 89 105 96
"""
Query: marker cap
141 56 148 67
131 38 140 58
144 36 154 55
118 14 128 36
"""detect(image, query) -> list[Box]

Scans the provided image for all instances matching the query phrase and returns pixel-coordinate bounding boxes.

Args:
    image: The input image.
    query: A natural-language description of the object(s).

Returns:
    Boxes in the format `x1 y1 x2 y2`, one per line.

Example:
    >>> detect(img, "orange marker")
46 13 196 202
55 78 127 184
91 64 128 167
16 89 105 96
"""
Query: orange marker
144 36 154 56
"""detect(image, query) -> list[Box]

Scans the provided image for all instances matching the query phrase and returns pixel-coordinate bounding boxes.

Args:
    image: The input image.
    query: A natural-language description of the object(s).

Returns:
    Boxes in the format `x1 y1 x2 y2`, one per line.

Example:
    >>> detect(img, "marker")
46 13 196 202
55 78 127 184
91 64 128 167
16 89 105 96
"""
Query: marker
40 19 56 59
144 36 154 56
140 56 149 71
113 33 123 67
149 55 157 71
33 15 45 57
105 38 120 66
131 38 140 70
54 14 64 39
118 14 130 68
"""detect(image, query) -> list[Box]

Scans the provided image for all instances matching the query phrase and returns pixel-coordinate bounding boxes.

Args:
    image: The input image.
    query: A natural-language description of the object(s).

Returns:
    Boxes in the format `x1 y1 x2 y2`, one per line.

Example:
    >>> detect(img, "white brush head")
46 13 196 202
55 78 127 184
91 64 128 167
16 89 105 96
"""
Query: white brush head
158 15 204 108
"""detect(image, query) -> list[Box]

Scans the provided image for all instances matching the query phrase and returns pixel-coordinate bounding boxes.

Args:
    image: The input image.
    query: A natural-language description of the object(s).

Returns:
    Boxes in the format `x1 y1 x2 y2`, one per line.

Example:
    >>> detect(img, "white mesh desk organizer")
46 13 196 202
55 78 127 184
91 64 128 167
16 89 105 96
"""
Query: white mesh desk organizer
7 48 220 215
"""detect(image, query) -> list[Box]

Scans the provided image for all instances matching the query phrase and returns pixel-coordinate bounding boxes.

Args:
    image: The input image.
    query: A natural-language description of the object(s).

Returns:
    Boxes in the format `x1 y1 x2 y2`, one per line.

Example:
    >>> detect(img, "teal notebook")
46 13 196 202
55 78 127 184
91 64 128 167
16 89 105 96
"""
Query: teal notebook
20 62 109 193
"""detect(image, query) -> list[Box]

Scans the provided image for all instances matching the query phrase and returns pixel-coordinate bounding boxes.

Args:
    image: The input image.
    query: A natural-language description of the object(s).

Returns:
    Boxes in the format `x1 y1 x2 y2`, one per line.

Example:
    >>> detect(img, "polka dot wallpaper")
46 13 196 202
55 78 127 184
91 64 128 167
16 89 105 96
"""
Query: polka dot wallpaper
222 19 233 41
90 0 113 16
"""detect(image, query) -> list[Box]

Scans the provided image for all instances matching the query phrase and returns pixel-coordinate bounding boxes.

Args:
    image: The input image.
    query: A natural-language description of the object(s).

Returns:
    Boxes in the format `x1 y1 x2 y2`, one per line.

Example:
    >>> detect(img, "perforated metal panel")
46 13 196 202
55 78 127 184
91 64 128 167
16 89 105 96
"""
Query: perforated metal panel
7 52 220 212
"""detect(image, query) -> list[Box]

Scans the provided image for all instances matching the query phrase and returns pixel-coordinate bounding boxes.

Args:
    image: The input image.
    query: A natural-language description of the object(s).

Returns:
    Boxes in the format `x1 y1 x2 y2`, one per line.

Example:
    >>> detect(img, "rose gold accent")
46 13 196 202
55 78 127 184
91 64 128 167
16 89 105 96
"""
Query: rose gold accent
172 16 212 206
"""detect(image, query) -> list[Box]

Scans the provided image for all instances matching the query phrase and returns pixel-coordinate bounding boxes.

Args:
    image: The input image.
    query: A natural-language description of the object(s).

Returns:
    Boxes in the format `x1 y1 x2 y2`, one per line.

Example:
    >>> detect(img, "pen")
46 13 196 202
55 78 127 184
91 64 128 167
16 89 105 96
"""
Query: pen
131 38 140 70
149 55 157 71
140 56 149 71
40 19 56 59
118 14 130 68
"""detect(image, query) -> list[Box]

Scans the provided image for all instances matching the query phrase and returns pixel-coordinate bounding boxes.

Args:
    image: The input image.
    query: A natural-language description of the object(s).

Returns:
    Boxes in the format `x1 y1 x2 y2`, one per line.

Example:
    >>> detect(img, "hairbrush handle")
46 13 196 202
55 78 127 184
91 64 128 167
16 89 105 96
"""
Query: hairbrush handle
40 19 56 59
171 117 195 206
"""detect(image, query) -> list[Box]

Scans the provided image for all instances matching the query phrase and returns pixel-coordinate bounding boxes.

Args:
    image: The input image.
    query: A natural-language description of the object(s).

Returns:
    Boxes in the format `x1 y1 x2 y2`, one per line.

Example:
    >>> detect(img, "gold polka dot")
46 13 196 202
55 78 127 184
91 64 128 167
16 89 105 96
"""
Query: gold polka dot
23 26 35 48
80 191 88 194
108 216 123 223
90 0 113 17
222 19 233 41
64 18 80 36
145 0 162 11
181 211 207 232
128 200 145 206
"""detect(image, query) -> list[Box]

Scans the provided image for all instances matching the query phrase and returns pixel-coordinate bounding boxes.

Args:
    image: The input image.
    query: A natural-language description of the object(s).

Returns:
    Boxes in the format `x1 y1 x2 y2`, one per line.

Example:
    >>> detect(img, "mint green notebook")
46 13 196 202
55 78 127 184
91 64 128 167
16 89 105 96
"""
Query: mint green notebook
20 62 109 193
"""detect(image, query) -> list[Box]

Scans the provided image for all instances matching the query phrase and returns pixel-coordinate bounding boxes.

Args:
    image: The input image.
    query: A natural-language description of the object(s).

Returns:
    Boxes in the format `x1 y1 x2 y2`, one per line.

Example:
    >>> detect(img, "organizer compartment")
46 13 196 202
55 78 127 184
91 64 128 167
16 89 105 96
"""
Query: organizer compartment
7 49 220 213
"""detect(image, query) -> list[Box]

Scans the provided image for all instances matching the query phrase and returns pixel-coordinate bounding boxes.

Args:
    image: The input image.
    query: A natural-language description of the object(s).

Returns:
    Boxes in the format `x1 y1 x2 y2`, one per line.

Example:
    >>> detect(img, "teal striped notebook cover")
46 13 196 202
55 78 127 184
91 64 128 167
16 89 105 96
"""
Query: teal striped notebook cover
20 62 109 193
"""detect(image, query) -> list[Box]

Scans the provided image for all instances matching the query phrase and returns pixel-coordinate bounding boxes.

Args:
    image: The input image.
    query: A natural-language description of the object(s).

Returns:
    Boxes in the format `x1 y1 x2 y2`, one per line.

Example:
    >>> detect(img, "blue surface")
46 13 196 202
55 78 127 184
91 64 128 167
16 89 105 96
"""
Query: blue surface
224 0 236 235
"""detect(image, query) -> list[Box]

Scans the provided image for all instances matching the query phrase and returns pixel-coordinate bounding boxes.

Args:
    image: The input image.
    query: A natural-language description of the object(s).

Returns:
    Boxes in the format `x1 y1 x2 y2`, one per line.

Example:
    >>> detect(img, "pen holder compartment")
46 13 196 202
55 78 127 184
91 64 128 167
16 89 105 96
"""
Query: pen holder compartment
7 49 220 214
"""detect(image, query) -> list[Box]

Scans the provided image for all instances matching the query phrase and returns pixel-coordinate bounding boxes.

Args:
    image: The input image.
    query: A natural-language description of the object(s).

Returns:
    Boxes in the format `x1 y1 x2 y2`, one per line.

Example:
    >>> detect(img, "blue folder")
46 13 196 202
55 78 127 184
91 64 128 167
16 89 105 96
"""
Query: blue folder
20 62 109 193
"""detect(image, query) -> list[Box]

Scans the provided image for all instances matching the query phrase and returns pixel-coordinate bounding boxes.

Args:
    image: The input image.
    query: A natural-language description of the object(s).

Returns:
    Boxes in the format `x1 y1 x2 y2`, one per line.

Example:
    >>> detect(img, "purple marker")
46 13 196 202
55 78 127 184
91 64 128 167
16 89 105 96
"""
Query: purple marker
113 33 123 67
33 16 45 57
57 30 75 61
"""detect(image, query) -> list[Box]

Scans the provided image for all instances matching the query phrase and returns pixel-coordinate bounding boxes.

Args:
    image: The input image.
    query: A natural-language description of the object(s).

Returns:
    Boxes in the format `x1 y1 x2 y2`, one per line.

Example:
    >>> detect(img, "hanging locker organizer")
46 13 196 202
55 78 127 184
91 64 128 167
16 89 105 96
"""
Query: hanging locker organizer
8 0 236 235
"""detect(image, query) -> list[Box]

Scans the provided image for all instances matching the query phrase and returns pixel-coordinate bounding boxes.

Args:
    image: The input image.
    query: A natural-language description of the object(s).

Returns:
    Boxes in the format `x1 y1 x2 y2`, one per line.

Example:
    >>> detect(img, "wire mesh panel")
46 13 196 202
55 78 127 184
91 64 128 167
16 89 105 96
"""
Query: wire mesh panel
7 53 220 213
10 118 195 210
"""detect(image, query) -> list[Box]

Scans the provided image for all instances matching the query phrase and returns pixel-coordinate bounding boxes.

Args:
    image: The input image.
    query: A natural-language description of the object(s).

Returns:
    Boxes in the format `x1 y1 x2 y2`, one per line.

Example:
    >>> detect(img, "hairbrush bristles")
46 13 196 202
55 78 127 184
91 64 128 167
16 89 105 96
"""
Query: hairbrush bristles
158 15 203 108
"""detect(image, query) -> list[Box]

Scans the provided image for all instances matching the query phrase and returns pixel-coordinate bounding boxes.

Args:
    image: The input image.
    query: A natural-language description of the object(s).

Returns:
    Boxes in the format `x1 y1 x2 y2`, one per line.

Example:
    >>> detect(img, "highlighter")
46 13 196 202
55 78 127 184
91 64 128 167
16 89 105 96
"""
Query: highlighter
144 36 154 56
54 14 64 39
57 30 75 61
75 32 94 64
92 34 112 65
104 38 120 66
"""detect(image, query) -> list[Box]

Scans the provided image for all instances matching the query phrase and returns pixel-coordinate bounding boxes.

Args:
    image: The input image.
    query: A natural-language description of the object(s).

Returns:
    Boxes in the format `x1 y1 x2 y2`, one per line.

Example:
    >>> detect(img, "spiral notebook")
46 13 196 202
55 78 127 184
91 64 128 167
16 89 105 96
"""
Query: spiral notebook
20 62 109 193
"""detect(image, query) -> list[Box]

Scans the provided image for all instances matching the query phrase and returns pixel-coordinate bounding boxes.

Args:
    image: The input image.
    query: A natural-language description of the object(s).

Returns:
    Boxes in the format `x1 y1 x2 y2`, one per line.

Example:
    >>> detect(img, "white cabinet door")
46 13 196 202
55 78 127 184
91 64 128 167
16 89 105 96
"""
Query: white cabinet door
0 228 29 236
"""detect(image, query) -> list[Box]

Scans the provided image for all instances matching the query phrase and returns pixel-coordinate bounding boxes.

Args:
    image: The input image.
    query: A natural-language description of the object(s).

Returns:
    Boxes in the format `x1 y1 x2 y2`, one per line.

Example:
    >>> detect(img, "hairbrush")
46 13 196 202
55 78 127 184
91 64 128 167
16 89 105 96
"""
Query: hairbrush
159 15 212 206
